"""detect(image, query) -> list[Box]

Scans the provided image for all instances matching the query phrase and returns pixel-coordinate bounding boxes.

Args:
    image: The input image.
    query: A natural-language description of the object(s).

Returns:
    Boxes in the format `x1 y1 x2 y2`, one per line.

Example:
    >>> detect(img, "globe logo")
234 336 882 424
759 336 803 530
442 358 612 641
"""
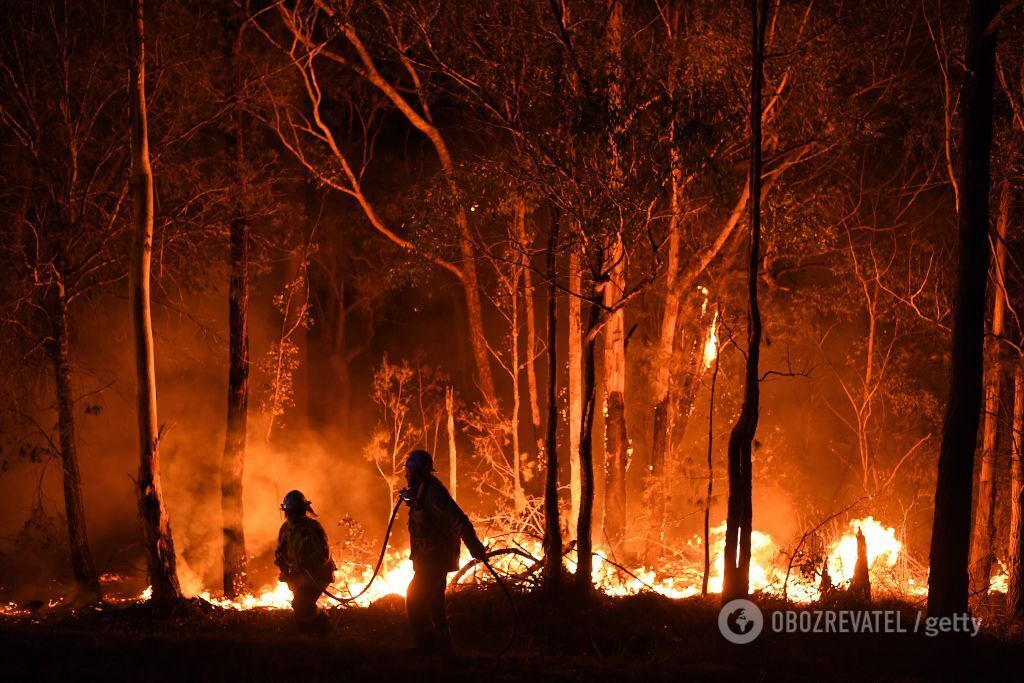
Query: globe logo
718 598 764 644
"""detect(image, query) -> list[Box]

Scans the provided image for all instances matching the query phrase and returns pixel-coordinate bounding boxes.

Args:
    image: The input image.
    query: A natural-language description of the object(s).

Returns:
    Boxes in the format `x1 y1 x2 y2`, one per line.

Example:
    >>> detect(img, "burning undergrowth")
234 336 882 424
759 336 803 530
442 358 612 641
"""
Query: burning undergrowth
5 515 997 618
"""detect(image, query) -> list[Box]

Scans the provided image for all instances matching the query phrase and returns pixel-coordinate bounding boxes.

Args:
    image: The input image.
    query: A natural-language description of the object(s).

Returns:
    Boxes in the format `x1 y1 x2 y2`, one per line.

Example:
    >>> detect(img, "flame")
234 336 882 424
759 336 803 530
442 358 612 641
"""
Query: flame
989 561 1008 594
0 515 949 615
702 311 719 369
827 517 901 584
198 582 293 610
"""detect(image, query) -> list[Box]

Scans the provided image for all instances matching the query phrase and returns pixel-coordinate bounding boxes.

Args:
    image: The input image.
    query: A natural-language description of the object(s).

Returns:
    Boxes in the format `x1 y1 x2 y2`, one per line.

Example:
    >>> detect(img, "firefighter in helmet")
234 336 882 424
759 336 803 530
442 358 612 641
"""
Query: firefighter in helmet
400 449 487 653
274 489 335 633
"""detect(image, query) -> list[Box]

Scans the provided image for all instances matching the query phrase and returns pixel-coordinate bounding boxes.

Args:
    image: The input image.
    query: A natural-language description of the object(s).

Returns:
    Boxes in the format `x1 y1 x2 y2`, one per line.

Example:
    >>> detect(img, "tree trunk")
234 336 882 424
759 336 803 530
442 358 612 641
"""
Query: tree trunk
601 0 629 552
927 0 1001 620
542 209 562 592
668 316 712 453
461 240 496 408
446 386 457 501
602 236 629 549
47 282 101 602
1007 362 1024 619
575 286 601 594
220 7 249 597
129 0 181 601
649 0 686 549
221 186 250 598
702 343 720 596
510 270 526 513
852 527 872 602
969 180 1009 595
722 0 769 603
649 214 681 547
568 251 583 540
518 199 544 496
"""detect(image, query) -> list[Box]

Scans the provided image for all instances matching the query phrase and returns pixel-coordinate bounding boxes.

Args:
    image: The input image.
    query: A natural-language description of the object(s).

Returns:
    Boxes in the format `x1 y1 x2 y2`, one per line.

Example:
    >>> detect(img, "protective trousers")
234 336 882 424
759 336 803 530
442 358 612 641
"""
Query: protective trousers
289 582 330 634
406 563 451 651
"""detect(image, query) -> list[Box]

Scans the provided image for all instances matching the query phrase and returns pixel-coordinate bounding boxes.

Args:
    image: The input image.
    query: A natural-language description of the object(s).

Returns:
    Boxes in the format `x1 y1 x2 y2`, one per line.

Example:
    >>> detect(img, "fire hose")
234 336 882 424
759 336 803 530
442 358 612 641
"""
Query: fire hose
313 498 519 656
314 498 403 605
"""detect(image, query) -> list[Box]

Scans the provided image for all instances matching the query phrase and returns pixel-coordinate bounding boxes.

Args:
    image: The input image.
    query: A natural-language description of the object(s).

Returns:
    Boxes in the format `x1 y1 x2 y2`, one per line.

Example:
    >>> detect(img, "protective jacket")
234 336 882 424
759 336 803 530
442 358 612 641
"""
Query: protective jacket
275 516 335 587
406 474 485 571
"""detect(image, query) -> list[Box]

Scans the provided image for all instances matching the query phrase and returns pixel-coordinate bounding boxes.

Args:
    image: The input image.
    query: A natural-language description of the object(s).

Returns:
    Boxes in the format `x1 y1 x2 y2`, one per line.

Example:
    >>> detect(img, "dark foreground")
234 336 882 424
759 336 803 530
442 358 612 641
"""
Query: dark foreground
1 590 1021 682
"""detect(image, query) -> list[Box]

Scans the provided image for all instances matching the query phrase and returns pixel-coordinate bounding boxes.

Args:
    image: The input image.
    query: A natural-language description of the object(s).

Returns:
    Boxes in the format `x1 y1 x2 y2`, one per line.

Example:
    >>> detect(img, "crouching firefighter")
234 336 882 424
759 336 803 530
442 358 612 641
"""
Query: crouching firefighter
274 490 336 634
400 449 487 653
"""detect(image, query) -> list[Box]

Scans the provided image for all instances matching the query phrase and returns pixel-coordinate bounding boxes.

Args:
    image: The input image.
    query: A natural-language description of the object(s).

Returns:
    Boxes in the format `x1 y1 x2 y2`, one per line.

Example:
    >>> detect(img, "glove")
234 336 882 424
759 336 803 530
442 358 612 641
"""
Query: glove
467 536 488 562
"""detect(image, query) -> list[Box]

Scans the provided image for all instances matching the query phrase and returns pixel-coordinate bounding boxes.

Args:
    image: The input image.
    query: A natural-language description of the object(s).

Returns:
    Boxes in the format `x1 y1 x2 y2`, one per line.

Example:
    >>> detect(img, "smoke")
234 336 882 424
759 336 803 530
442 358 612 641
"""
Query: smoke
0 238 945 603
0 274 387 600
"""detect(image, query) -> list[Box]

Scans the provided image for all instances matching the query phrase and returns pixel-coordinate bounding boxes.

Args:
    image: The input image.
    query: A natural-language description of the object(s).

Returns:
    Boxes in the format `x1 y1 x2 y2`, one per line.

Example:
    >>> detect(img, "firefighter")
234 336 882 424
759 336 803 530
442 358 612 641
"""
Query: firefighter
274 489 335 634
401 449 487 653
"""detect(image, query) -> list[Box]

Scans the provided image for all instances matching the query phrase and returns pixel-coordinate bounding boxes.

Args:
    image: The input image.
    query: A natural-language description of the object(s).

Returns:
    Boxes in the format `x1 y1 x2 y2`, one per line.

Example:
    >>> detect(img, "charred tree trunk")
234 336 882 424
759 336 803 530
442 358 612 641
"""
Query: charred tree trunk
927 0 1001 620
568 251 583 540
1008 362 1024 619
47 280 101 602
723 0 769 603
129 0 181 601
542 209 562 592
851 527 872 602
220 7 249 598
575 285 602 595
221 187 250 598
969 181 1009 595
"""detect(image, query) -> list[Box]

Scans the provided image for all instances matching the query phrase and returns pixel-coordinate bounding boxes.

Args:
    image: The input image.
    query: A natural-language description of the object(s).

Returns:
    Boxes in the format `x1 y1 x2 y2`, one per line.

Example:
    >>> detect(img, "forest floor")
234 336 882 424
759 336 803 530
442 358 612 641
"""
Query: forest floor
1 589 1022 682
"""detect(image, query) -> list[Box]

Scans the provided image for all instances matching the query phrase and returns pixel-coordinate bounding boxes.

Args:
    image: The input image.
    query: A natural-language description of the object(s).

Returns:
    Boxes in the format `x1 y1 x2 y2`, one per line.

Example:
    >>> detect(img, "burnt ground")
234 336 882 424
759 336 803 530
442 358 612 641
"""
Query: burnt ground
1 590 1021 682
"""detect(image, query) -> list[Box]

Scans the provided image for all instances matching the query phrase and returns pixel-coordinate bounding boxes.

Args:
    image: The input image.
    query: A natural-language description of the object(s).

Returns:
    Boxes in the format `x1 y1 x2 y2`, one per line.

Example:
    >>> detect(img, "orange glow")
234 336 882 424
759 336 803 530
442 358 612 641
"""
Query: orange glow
138 517 924 609
0 516 946 615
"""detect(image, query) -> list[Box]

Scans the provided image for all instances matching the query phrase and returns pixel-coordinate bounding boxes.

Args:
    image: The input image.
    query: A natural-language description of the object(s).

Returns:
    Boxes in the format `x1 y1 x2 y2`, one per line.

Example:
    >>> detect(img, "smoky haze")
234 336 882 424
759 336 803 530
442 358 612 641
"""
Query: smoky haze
0 248 946 602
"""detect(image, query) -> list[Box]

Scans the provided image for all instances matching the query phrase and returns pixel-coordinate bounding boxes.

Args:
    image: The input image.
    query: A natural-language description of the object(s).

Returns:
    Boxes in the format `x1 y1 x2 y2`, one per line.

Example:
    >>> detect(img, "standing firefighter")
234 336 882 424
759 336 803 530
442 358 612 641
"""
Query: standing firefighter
401 449 487 653
274 490 335 634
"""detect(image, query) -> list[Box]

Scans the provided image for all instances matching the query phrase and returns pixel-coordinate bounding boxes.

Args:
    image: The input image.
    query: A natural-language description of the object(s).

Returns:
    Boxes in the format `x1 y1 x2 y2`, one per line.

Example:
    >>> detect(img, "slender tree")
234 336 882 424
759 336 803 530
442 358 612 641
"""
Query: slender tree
723 0 769 603
568 252 584 539
129 0 181 601
968 180 1010 594
542 208 561 591
702 327 721 596
517 198 545 492
1008 363 1024 619
0 1 125 603
264 4 498 408
575 283 602 594
927 0 1002 620
218 3 250 600
648 0 687 549
601 0 630 549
